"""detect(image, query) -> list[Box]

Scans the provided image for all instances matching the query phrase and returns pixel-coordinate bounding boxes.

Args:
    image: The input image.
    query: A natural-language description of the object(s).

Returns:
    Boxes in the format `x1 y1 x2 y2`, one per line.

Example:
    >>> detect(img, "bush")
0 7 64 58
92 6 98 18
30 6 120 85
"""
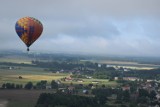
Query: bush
24 82 33 89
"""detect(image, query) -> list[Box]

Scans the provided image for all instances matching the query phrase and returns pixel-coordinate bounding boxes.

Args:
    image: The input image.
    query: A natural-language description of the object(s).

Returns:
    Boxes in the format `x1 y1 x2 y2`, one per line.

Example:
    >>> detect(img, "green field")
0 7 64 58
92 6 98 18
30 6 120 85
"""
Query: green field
0 65 118 87
80 59 160 70
0 57 32 64
0 66 69 85
63 78 119 87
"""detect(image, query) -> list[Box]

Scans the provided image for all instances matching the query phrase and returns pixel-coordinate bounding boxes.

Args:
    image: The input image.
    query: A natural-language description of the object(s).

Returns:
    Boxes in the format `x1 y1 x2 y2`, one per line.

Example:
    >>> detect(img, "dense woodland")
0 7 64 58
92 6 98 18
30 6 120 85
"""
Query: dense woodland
35 93 99 107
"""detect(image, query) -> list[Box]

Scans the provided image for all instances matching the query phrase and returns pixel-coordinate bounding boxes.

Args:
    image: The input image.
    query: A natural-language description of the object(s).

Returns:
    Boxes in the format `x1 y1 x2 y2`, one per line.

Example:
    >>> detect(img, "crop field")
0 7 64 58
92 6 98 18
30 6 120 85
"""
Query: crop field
0 65 69 85
0 56 119 86
0 89 55 107
81 59 160 70
0 65 118 87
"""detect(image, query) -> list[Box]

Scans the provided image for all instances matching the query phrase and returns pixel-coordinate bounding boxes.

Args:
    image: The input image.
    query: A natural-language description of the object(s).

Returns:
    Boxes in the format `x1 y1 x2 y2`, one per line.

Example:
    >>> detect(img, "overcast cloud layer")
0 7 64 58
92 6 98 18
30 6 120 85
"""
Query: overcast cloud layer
0 0 160 56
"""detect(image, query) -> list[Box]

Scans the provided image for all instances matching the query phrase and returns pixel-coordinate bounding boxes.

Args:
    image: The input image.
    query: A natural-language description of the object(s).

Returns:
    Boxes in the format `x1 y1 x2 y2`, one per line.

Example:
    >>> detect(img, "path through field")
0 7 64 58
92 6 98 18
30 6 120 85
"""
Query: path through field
0 100 7 107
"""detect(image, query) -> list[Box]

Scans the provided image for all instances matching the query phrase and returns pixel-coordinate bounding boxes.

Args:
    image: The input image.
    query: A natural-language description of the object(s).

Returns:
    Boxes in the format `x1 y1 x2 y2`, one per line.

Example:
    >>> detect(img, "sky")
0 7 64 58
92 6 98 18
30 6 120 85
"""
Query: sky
0 0 160 57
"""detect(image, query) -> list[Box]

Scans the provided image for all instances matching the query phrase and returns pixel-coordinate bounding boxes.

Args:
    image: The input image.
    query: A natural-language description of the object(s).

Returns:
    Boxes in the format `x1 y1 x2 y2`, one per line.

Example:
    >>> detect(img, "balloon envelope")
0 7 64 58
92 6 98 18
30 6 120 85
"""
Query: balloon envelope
15 17 43 51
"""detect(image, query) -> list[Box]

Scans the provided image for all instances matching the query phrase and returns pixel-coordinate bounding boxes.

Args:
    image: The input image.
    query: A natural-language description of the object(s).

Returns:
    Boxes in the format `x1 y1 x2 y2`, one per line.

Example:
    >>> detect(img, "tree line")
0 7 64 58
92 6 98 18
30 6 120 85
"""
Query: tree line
1 80 58 90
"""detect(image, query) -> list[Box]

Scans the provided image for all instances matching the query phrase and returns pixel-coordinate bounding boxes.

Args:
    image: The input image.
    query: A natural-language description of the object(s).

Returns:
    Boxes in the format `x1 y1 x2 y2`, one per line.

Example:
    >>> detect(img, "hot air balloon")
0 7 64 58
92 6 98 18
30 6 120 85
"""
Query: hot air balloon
15 17 43 51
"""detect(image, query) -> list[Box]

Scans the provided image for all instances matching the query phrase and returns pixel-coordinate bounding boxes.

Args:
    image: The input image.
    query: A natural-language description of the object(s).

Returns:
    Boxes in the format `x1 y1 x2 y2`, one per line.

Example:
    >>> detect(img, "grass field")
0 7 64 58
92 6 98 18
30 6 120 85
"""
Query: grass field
0 66 69 85
63 78 119 87
0 57 32 64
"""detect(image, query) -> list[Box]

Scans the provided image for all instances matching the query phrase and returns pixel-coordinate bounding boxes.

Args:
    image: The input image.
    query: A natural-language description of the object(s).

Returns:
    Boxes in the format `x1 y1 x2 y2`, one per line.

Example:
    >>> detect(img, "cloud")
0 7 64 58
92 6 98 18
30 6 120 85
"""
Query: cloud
0 0 160 56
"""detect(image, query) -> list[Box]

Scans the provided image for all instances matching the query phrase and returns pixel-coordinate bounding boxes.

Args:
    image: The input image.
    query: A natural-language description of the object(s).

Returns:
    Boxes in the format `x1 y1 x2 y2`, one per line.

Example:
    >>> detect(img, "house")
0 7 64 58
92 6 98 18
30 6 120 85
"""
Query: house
68 86 75 91
91 86 96 89
83 90 89 94
98 64 101 67
55 80 61 84
77 80 83 83
68 86 75 94
46 85 52 89
147 79 155 82
156 94 160 100
106 65 114 68
123 77 139 81
130 92 139 101
92 81 99 84
114 77 118 80
58 88 67 93
56 71 60 74
65 76 72 81
9 67 12 70
124 68 130 72
122 85 130 91
86 76 92 79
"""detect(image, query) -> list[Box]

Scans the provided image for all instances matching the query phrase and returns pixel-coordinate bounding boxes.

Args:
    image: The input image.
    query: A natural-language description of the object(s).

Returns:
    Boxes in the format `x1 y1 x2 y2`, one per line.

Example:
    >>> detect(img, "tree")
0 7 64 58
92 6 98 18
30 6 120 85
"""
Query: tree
51 80 58 89
11 83 15 89
2 83 5 89
150 90 156 100
102 84 105 88
35 93 99 107
19 76 23 79
96 94 107 105
36 80 47 89
116 89 123 101
5 83 11 89
88 84 93 88
24 82 33 89
122 90 130 102
138 89 149 97
15 84 20 89
92 89 111 105
137 96 149 104
15 84 23 89
137 89 150 104
5 83 15 89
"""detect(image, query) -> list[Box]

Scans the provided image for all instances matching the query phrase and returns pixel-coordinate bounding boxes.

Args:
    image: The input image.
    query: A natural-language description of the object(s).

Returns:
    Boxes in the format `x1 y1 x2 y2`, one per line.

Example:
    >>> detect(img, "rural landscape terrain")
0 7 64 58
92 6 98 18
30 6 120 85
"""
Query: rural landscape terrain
0 51 160 107
0 0 160 107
